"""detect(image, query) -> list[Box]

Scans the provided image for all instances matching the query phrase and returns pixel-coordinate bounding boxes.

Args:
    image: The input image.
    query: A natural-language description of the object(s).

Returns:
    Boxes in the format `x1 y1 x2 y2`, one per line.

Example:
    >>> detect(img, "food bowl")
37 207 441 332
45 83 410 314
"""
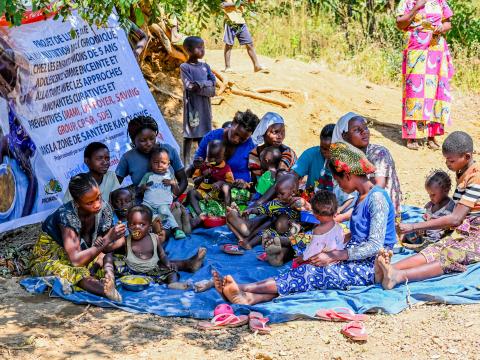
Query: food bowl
0 164 16 219
119 275 152 291
203 216 226 228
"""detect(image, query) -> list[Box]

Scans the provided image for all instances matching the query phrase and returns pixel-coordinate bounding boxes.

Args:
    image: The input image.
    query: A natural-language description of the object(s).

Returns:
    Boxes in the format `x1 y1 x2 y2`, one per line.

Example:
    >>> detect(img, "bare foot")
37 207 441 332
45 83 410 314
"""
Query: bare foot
212 270 226 300
238 239 252 250
265 237 284 267
187 247 207 273
222 275 250 304
254 65 270 73
168 282 192 290
194 279 214 293
378 255 402 290
374 249 385 284
103 276 122 302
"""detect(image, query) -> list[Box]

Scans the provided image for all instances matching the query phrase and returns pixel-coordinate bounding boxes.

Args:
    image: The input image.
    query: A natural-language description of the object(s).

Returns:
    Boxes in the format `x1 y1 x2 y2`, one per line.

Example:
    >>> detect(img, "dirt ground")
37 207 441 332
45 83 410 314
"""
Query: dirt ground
1 50 480 359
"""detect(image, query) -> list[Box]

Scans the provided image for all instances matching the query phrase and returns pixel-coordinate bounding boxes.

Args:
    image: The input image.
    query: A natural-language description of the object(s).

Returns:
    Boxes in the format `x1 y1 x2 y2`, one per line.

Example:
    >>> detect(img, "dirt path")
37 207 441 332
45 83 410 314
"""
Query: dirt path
1 50 480 359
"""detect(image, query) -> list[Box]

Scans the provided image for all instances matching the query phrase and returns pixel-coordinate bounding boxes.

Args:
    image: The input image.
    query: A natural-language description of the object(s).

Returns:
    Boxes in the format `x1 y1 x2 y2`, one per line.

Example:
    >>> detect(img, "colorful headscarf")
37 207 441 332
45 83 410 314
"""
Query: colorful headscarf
330 142 376 175
331 112 363 144
252 112 285 145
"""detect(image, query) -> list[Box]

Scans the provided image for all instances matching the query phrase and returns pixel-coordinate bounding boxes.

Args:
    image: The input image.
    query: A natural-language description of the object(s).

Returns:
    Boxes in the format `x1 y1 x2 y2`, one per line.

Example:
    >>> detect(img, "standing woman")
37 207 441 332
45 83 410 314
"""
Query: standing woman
396 0 454 150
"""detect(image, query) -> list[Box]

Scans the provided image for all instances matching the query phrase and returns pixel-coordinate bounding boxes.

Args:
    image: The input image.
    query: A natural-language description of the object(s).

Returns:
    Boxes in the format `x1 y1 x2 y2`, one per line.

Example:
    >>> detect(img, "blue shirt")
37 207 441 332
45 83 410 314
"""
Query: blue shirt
116 144 184 186
195 128 254 182
292 146 326 188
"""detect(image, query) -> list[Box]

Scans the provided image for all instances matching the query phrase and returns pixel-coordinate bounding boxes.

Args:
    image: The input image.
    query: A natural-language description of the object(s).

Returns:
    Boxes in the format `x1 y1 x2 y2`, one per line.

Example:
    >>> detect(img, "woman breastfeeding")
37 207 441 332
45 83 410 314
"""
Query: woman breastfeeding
213 143 397 305
248 112 297 204
30 173 125 301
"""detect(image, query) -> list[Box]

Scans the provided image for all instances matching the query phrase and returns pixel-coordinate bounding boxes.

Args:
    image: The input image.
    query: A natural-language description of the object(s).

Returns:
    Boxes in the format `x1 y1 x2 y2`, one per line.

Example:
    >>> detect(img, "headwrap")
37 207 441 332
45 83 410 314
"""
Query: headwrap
330 142 376 175
252 112 285 145
331 112 362 144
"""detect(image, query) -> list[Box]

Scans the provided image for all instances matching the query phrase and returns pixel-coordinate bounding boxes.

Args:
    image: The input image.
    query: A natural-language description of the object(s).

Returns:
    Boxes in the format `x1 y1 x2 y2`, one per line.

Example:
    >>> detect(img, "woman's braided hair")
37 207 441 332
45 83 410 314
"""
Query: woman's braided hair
127 116 158 144
68 173 98 201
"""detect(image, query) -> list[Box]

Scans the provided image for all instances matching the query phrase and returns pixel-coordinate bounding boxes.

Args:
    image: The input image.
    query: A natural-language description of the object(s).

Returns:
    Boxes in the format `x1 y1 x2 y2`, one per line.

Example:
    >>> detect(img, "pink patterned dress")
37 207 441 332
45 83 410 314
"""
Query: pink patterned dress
396 0 454 140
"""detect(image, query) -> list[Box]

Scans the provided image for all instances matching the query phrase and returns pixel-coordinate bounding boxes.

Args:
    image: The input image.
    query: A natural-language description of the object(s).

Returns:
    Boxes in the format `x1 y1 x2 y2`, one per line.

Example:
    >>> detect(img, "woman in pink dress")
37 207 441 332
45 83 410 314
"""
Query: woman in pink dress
396 0 454 150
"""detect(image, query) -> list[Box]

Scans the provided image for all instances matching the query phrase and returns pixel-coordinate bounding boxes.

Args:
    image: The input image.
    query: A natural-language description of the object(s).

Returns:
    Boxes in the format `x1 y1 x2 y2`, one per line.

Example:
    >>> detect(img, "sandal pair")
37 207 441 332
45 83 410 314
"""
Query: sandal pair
198 307 271 334
315 307 368 342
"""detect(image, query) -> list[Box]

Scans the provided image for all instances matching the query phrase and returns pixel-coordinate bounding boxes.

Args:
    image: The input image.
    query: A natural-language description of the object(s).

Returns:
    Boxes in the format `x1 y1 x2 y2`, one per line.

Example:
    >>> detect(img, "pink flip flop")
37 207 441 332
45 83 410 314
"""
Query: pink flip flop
314 307 368 322
256 252 267 262
197 313 249 330
249 311 271 335
341 321 368 341
221 244 245 255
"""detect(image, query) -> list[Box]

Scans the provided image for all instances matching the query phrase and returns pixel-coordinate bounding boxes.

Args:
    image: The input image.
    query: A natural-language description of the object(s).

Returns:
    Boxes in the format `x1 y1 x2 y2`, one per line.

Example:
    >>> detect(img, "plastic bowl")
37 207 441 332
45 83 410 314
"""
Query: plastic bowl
0 164 16 219
203 216 226 228
120 275 152 292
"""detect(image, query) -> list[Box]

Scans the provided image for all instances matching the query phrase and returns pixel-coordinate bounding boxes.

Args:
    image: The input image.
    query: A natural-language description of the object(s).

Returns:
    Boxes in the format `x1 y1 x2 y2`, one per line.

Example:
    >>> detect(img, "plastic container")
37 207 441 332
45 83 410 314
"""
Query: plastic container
203 216 226 228
119 275 152 291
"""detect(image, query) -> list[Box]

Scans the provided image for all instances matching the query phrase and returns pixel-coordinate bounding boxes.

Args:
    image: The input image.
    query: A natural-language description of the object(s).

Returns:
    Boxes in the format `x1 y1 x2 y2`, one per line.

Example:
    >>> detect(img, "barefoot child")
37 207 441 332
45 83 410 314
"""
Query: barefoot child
138 147 186 240
187 140 234 217
64 142 120 203
117 205 207 284
379 131 480 289
180 36 216 166
403 170 455 250
221 1 267 73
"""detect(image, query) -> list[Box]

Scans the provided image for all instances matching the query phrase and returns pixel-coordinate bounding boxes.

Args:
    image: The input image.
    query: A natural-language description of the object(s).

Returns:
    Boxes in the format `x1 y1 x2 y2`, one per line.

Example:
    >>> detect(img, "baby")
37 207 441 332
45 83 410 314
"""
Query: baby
251 146 282 204
110 188 134 236
138 147 186 240
116 205 207 284
403 170 455 250
187 139 234 216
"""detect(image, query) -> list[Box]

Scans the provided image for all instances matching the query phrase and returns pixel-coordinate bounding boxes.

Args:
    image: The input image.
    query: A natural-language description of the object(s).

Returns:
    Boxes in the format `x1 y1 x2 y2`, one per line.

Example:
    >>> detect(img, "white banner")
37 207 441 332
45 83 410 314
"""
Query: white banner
0 12 178 233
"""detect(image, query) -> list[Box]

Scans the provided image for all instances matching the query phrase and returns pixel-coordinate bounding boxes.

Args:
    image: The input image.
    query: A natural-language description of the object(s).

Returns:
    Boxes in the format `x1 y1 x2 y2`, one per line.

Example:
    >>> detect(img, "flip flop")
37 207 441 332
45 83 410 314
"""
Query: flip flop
197 313 249 330
221 244 245 255
256 252 267 262
249 311 272 335
341 321 368 341
314 307 368 322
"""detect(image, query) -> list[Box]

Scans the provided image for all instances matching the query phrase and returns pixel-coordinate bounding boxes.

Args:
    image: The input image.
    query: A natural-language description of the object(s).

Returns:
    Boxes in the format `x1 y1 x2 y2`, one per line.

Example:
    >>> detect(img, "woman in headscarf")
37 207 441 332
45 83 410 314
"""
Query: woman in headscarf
213 143 397 305
247 112 297 205
333 112 402 217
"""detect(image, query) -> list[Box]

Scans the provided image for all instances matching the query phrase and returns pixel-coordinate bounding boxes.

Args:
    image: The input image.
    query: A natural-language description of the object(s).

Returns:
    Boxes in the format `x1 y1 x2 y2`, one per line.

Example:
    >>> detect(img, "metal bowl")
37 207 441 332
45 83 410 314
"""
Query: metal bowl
119 275 152 292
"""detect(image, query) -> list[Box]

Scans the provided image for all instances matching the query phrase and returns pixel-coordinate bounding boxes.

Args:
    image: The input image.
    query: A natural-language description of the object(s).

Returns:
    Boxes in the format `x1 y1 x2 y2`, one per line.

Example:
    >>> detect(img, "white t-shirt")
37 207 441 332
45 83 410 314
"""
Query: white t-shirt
63 171 120 204
140 170 174 206
302 223 345 260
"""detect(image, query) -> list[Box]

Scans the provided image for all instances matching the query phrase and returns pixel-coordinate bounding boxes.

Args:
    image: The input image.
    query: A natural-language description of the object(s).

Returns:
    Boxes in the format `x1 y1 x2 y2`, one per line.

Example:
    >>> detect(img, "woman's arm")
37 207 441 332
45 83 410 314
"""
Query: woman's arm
61 226 104 267
435 21 452 35
400 203 470 234
174 169 188 195
396 0 427 30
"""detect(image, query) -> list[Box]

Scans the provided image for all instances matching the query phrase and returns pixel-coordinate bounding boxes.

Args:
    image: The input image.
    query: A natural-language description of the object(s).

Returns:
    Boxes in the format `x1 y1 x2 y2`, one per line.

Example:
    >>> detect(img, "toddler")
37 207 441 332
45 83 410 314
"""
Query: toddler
251 146 282 203
116 205 206 284
110 188 133 237
404 170 455 250
180 36 216 166
138 147 186 240
187 140 234 216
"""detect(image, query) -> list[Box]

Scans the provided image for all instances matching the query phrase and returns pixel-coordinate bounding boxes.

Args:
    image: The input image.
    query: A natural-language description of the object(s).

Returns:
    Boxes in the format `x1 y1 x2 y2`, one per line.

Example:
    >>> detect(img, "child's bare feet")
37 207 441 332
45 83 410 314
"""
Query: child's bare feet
103 275 122 302
378 254 401 290
187 247 207 273
212 270 226 300
194 279 214 293
168 282 192 290
222 275 250 304
375 249 394 283
265 237 284 267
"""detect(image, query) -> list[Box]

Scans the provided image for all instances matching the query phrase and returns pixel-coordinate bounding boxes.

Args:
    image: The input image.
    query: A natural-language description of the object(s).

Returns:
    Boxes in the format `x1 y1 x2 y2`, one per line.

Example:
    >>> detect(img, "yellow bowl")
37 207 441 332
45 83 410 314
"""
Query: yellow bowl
120 275 152 291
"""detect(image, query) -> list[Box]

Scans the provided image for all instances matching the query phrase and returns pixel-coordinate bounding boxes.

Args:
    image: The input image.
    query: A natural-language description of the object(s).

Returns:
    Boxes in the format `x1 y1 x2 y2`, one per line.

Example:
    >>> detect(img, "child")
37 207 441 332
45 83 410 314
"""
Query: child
250 146 282 203
379 131 480 289
221 1 267 73
138 147 186 240
291 191 345 266
116 116 186 194
180 36 216 166
64 142 120 203
110 188 134 235
404 170 455 250
117 205 207 284
187 140 234 216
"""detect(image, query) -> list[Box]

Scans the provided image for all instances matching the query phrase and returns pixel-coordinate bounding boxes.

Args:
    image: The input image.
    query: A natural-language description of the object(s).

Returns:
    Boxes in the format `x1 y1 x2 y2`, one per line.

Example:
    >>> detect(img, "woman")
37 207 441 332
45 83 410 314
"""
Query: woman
30 173 125 301
213 143 397 305
396 0 454 150
332 112 402 217
194 109 260 183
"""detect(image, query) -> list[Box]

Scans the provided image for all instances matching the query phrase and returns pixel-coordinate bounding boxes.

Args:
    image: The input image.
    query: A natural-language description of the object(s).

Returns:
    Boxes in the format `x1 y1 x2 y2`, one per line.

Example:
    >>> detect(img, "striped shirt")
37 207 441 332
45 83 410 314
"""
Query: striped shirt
452 162 480 217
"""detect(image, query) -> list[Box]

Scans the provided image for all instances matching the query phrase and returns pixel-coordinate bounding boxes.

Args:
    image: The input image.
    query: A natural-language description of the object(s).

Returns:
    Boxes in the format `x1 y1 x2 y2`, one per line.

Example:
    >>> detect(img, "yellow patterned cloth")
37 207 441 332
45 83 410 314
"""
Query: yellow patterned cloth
29 233 102 285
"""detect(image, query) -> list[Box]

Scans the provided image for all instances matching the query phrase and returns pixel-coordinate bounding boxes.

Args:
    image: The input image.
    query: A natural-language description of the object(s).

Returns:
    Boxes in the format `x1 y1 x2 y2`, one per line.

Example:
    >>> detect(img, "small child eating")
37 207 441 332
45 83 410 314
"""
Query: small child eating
138 147 186 240
250 146 282 204
403 170 455 250
110 188 134 235
117 205 207 284
187 140 234 217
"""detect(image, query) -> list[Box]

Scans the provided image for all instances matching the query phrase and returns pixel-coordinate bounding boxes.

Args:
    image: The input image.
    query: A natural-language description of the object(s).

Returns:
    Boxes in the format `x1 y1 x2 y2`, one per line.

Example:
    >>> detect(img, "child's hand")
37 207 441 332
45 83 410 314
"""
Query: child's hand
162 179 175 187
423 213 431 221
212 181 224 190
188 82 200 92
93 236 106 249
167 263 178 272
233 179 249 189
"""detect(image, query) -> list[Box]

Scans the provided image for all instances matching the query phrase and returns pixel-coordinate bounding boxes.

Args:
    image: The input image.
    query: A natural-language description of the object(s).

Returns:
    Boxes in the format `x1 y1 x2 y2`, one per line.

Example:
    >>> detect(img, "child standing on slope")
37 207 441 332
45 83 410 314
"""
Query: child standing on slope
180 36 216 166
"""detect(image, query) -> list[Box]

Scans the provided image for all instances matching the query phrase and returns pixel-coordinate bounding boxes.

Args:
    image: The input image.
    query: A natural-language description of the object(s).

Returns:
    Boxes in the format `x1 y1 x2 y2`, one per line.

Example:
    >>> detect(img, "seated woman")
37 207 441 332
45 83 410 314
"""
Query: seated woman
332 112 402 217
248 112 297 202
377 131 480 289
30 173 126 301
214 143 396 304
